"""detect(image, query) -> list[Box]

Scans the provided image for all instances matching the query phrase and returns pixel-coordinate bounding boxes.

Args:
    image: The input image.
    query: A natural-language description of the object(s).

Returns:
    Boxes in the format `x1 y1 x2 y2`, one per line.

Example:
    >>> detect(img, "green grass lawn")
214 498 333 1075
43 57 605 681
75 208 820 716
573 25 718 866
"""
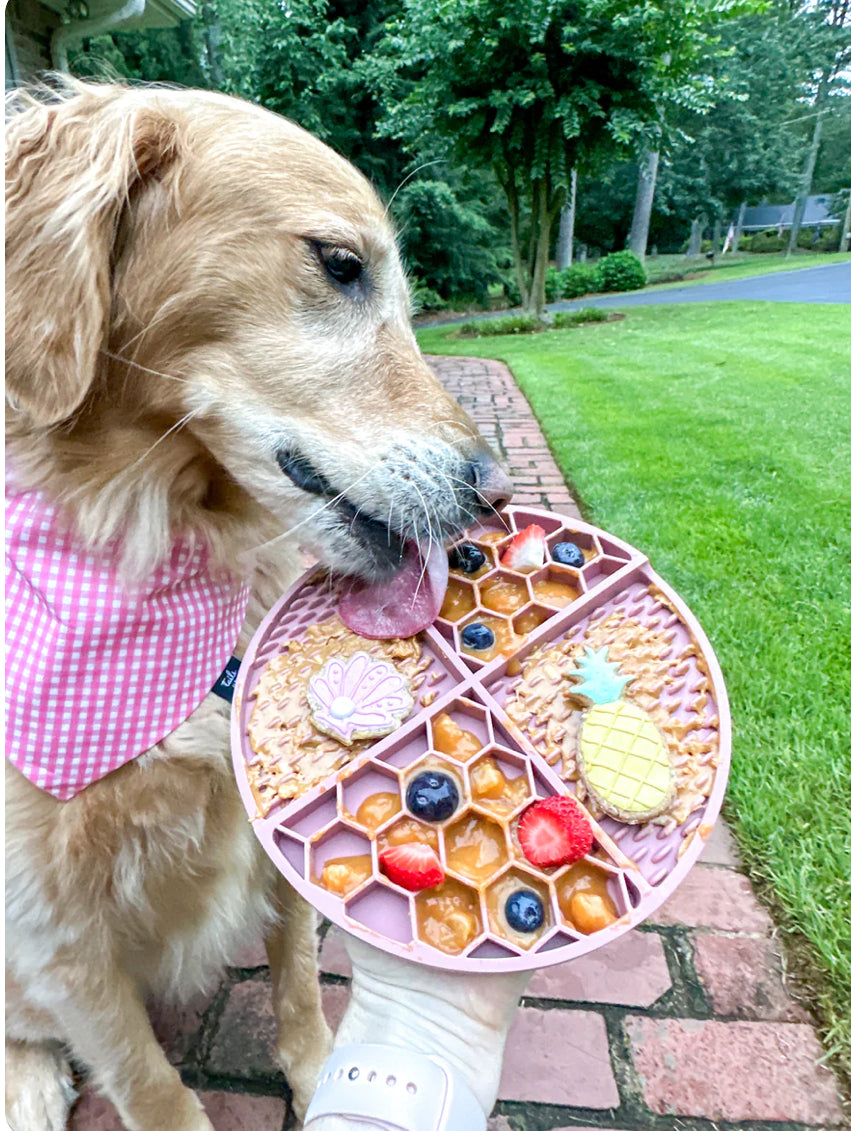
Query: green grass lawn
643 250 851 290
419 304 851 1083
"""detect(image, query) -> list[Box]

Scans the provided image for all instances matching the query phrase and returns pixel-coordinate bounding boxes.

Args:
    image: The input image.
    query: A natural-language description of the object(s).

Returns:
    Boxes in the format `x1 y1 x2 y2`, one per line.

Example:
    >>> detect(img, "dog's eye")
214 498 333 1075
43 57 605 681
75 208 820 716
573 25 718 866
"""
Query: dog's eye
316 244 364 289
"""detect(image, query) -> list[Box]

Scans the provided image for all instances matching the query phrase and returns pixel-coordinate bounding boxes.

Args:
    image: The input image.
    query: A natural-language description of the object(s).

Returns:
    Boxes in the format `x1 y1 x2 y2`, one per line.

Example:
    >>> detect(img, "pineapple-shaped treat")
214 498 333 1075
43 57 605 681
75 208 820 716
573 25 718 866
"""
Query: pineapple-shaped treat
569 647 675 824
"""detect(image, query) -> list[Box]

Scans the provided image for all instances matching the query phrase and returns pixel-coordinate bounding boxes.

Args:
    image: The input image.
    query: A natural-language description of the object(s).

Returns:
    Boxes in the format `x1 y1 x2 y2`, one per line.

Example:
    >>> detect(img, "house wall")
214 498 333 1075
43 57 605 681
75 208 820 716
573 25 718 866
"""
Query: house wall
5 0 57 86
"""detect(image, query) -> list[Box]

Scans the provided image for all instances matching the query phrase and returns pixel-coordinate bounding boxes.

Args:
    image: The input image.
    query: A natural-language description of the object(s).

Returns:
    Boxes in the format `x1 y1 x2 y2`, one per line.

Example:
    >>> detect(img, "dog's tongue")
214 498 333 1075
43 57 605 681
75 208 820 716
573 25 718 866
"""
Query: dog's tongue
339 542 449 639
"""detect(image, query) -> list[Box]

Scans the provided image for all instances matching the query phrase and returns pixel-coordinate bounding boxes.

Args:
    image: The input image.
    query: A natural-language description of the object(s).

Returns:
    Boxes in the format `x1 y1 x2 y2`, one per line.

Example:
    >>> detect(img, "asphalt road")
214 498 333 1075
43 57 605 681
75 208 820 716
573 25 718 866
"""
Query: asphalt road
551 258 851 311
420 260 851 330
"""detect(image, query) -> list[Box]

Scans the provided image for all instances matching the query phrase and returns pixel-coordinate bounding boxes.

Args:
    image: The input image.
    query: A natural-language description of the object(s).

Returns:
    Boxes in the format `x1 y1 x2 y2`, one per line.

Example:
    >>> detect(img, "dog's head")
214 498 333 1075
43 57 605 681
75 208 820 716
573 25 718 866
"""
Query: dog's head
5 81 510 600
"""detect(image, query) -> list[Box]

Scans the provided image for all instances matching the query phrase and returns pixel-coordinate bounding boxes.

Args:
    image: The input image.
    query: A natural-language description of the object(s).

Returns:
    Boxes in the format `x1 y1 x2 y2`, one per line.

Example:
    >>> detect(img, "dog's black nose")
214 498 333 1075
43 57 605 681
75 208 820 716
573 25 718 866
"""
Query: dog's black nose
465 455 513 512
276 449 332 497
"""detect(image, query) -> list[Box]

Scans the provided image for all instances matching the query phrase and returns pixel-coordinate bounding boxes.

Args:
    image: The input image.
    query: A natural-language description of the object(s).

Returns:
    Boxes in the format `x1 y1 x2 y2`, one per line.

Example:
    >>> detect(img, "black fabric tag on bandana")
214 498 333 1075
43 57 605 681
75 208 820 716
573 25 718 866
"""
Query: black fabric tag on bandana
212 655 241 703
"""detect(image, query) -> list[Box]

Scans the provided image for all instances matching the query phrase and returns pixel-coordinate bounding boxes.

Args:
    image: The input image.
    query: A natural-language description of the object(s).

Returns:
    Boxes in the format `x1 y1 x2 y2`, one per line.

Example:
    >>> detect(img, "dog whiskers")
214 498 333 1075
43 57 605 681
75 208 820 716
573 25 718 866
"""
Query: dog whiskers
405 477 437 603
124 407 203 472
237 461 384 565
100 350 188 384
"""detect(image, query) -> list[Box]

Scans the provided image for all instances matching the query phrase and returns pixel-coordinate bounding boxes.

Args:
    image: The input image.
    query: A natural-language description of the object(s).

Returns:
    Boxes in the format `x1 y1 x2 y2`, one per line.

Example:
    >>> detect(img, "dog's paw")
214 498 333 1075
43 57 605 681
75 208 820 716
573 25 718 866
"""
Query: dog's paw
5 1040 77 1131
121 1082 215 1131
279 1023 334 1124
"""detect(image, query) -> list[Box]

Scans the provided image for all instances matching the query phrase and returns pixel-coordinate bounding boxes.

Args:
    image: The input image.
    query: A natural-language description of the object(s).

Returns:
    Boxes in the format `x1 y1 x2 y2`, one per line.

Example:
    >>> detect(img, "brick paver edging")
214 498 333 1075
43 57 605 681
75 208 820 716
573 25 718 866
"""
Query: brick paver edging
69 356 847 1131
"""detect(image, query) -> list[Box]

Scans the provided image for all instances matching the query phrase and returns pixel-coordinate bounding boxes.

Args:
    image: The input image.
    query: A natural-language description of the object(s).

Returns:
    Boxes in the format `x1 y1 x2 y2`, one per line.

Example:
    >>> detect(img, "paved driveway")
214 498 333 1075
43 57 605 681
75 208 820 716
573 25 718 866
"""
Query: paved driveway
552 258 851 311
423 261 851 331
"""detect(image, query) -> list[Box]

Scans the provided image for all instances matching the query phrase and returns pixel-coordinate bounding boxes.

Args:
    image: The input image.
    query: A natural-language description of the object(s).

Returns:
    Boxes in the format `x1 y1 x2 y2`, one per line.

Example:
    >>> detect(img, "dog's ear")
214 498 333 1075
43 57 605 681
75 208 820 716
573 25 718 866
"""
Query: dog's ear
5 86 179 427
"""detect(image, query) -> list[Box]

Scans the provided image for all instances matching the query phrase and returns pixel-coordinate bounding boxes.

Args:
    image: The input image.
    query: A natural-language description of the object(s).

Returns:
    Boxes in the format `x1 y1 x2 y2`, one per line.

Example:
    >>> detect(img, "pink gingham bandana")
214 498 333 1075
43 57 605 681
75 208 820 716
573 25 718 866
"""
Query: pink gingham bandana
5 481 252 799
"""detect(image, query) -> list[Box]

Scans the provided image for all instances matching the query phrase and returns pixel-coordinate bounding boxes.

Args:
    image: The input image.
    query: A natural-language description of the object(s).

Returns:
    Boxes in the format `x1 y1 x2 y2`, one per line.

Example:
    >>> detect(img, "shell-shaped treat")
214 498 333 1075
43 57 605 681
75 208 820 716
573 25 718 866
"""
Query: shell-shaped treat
578 700 675 823
307 651 414 746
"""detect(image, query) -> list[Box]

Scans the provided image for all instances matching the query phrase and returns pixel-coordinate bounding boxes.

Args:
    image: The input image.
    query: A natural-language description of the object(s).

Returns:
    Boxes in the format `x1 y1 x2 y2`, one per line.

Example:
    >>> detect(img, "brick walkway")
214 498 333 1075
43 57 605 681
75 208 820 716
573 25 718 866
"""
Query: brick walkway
70 356 846 1131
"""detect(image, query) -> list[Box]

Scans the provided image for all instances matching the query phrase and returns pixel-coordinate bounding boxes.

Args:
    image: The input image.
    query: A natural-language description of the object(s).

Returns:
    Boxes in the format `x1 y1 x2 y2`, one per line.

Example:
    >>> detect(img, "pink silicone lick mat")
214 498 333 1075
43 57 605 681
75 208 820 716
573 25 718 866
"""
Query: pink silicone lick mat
231 506 731 972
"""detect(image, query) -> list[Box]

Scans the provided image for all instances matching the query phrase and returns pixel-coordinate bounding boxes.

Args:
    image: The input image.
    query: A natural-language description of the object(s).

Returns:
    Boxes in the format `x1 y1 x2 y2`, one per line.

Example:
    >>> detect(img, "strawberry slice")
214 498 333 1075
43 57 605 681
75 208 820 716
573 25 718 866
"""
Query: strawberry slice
379 843 444 891
518 799 593 867
501 524 547 572
537 795 594 861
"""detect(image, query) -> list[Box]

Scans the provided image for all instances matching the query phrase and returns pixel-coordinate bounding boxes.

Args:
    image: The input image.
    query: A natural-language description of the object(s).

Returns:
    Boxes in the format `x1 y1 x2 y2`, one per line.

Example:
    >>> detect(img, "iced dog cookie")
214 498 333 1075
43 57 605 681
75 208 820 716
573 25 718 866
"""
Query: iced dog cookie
504 590 721 830
247 616 432 811
307 652 413 745
569 647 675 823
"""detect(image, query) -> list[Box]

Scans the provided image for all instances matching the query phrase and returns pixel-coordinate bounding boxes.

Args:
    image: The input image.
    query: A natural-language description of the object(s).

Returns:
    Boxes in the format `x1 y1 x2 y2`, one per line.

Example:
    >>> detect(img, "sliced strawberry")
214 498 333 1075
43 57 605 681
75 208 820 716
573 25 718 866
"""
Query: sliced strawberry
518 800 592 867
379 843 444 892
537 795 594 861
501 524 547 572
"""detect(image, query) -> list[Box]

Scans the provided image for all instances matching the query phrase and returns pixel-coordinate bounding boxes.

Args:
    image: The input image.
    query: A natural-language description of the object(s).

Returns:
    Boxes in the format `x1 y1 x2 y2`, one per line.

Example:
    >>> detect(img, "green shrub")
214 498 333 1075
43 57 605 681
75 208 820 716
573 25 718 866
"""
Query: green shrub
700 239 713 253
545 266 564 302
737 235 754 251
750 228 788 253
649 270 687 284
560 263 603 298
457 314 543 337
795 228 815 250
411 282 449 312
503 275 523 307
394 179 503 304
553 308 612 328
813 225 840 252
598 250 647 292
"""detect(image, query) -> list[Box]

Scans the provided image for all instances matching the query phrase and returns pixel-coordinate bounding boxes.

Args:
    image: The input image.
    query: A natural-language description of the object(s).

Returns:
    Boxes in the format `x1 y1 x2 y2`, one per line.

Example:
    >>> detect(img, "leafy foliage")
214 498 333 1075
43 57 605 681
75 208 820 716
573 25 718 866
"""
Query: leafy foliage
393 175 508 303
215 0 407 197
598 249 648 291
66 0 848 310
552 307 615 326
69 21 208 86
372 0 753 313
560 262 605 298
457 314 545 337
749 229 790 253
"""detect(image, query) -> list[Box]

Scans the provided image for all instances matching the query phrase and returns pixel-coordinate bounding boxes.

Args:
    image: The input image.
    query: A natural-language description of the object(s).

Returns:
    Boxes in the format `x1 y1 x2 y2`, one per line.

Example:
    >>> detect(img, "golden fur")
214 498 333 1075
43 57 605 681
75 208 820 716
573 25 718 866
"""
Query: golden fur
5 79 509 1131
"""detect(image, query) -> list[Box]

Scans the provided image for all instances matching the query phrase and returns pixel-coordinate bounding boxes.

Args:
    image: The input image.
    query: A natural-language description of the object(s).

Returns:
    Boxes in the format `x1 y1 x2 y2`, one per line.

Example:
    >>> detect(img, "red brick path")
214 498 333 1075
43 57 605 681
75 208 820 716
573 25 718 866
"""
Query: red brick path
69 356 846 1130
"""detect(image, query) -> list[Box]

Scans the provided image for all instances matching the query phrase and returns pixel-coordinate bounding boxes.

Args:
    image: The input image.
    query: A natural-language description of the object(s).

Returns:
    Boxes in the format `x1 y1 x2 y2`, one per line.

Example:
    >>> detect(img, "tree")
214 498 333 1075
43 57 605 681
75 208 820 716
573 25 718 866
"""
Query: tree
372 0 750 315
556 169 578 269
69 19 208 87
650 3 812 252
392 168 509 303
627 144 661 260
212 0 409 199
785 0 851 256
813 96 851 194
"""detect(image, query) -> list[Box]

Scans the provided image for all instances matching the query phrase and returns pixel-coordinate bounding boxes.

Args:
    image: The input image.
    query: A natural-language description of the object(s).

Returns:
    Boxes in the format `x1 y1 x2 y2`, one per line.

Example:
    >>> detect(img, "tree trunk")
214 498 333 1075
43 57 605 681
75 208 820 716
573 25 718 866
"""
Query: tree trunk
627 148 660 262
712 219 722 255
200 0 224 89
786 82 828 259
529 178 552 318
556 169 577 271
501 166 530 310
840 189 851 253
732 201 747 253
686 217 703 257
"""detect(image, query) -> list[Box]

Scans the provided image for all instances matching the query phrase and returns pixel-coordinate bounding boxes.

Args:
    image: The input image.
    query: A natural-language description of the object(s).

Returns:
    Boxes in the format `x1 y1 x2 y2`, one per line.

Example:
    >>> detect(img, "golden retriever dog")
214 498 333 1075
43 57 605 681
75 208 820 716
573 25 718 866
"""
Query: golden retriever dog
5 79 513 1130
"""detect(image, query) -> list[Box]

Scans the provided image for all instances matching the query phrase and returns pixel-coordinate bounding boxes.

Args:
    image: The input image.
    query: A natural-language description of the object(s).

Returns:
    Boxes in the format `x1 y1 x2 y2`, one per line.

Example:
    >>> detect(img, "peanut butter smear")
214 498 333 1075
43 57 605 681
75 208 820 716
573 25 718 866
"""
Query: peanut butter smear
504 586 719 831
247 615 432 815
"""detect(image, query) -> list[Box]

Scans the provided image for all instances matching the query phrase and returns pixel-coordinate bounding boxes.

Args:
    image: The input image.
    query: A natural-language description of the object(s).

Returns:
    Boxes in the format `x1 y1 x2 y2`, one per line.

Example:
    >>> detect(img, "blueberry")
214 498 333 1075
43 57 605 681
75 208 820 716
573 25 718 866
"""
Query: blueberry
448 542 487 574
460 622 496 650
504 890 545 933
406 771 459 822
552 541 585 568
